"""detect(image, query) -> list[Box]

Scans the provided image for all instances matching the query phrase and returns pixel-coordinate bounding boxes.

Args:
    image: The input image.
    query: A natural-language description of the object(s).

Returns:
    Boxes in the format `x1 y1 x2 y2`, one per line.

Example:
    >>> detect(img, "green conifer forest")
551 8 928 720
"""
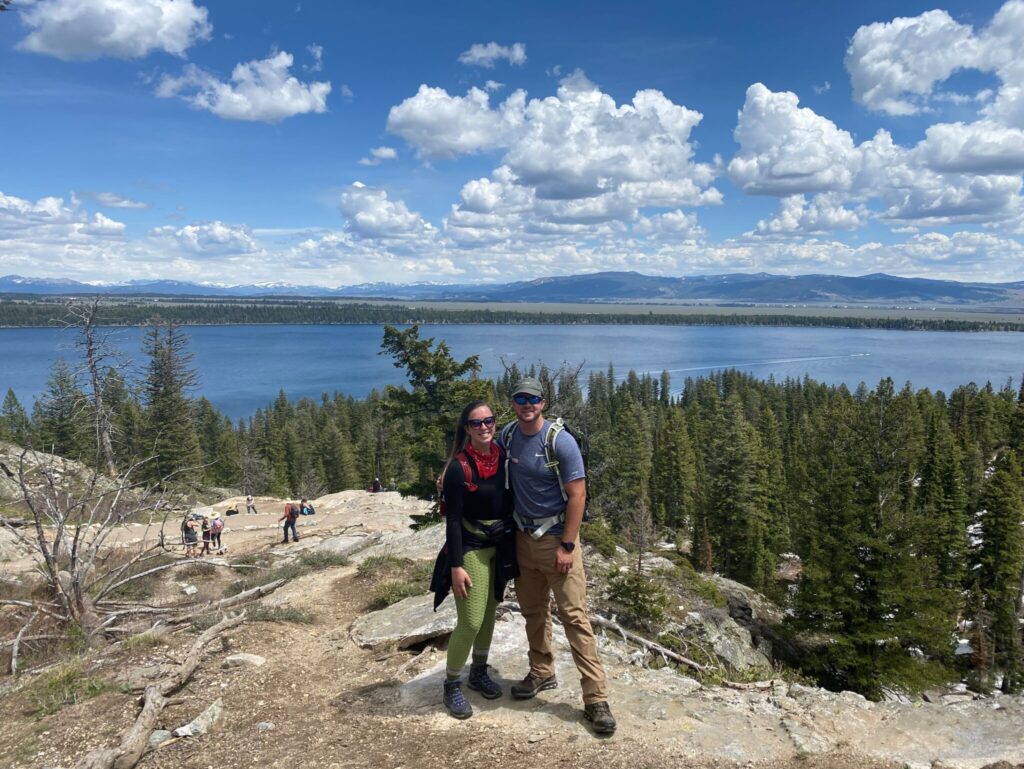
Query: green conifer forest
2 321 1023 698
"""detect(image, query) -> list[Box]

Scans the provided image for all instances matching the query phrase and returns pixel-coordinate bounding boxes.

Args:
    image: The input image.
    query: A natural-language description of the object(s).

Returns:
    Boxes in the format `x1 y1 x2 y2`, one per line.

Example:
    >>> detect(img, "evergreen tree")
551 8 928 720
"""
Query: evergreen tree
0 388 31 446
649 407 696 532
705 395 774 590
141 323 201 485
976 451 1024 692
33 358 90 460
379 324 491 497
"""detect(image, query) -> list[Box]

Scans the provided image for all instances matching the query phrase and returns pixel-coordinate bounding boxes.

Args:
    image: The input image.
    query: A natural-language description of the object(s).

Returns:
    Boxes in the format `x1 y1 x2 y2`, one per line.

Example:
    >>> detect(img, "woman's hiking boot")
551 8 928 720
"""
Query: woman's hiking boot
510 672 557 699
443 680 473 719
467 663 503 699
584 701 617 734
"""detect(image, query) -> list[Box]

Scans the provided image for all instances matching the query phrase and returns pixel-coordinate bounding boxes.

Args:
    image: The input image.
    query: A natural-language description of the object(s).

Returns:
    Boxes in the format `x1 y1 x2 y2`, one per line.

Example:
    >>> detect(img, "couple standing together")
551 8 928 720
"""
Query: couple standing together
434 377 616 735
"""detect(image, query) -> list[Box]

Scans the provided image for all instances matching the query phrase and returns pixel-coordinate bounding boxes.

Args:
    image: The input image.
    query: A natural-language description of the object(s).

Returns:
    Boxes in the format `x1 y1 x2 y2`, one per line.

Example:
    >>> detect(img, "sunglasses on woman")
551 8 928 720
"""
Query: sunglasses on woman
467 416 497 428
512 394 543 405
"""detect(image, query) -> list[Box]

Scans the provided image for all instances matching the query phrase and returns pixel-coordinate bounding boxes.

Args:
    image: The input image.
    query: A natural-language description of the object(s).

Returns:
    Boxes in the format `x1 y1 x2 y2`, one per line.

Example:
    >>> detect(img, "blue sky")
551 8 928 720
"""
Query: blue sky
2 0 1023 286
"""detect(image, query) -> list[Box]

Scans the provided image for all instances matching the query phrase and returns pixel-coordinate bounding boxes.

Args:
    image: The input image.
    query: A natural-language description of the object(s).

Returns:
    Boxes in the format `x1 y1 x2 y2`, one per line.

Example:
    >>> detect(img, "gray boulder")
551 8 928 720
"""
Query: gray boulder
350 592 456 650
677 608 772 673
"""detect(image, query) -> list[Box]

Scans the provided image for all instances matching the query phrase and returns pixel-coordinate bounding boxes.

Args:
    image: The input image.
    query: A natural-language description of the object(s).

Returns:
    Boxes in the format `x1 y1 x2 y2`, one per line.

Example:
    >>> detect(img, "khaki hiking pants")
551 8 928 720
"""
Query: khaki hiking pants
514 529 608 705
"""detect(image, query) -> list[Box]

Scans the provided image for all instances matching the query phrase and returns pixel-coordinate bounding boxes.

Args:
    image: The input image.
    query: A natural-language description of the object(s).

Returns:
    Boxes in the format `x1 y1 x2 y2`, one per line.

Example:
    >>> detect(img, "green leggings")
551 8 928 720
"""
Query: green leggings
446 546 498 678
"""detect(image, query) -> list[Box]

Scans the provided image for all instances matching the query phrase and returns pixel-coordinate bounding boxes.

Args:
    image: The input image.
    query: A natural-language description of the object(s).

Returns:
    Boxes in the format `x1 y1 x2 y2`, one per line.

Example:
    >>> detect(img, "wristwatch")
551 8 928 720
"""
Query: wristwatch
559 541 576 553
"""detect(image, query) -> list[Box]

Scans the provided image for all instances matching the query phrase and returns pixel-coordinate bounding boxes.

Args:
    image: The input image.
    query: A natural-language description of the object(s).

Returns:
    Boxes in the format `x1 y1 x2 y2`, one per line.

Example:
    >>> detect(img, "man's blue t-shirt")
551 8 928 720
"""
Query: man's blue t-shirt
504 419 585 537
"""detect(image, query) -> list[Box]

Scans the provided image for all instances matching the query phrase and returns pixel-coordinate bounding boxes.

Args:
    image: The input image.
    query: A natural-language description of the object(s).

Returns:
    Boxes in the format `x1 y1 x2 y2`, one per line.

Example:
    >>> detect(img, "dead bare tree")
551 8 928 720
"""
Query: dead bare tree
0 447 271 674
61 299 123 478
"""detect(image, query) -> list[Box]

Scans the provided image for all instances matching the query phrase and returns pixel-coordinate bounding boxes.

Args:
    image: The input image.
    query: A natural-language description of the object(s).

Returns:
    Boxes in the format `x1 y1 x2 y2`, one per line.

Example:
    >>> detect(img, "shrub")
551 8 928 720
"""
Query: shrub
356 554 407 578
28 658 108 717
582 518 622 558
370 581 423 609
606 570 670 629
298 551 350 569
121 632 165 652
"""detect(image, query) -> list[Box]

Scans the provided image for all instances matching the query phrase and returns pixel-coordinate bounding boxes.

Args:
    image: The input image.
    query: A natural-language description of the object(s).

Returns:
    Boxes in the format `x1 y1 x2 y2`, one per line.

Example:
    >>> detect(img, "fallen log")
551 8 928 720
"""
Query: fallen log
498 600 708 675
77 612 244 769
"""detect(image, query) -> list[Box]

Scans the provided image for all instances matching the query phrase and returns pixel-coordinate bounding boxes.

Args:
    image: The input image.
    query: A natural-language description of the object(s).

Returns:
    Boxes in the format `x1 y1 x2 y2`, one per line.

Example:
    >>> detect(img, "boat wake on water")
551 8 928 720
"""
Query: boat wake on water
660 352 871 375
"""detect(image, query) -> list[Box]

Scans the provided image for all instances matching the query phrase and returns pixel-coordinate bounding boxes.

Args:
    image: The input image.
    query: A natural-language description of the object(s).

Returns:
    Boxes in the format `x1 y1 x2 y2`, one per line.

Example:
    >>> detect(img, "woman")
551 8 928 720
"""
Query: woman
199 514 212 556
432 400 516 719
181 513 198 558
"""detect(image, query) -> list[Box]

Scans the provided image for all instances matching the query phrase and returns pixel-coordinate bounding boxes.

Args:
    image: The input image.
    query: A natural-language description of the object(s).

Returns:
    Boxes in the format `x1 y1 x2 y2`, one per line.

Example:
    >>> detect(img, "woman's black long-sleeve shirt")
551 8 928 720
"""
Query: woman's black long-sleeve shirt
442 450 513 568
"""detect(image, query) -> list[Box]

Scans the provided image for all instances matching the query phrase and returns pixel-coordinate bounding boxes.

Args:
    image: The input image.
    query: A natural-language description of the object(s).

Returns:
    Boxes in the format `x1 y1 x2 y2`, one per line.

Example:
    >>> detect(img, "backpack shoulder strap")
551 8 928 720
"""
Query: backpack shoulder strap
455 451 477 493
544 418 568 502
500 423 518 490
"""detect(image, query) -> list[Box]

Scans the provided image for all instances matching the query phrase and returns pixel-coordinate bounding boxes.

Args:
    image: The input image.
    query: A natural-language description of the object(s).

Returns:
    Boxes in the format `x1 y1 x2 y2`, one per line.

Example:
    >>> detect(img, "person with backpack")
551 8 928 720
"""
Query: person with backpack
278 501 300 544
181 512 198 558
199 514 213 556
210 512 225 554
500 377 616 735
300 498 315 516
429 400 516 719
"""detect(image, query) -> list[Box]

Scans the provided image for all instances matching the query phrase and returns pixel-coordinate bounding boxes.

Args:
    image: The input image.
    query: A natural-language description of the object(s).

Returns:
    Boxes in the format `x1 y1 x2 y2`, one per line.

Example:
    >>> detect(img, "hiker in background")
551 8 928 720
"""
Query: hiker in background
225 503 239 516
278 501 300 544
181 512 198 558
430 400 516 720
300 498 315 516
501 377 616 735
199 514 213 556
371 477 382 493
245 494 258 515
210 511 225 554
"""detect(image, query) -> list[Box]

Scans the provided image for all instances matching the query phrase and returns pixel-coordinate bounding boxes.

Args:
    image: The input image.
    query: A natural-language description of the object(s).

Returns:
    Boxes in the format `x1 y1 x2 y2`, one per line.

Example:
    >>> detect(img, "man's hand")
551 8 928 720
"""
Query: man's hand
451 566 472 599
554 546 573 574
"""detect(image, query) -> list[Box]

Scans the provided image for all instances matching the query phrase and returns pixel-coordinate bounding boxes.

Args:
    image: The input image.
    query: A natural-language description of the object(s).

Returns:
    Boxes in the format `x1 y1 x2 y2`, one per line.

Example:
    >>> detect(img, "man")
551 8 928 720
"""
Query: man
502 377 616 735
278 500 300 544
245 494 257 515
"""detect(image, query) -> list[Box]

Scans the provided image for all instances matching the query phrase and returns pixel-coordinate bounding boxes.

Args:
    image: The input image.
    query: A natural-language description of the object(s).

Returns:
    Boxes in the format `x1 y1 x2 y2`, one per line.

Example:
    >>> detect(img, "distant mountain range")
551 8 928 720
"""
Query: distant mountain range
3 271 1024 306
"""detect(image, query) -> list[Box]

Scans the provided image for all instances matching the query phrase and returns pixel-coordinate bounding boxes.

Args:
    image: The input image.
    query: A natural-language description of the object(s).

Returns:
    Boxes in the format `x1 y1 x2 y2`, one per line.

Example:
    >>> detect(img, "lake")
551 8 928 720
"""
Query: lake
1 324 1021 419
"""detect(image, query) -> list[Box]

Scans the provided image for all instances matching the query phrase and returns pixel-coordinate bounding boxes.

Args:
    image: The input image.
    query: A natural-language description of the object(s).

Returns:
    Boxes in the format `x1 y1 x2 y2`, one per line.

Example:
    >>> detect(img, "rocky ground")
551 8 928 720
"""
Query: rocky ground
1 490 1023 769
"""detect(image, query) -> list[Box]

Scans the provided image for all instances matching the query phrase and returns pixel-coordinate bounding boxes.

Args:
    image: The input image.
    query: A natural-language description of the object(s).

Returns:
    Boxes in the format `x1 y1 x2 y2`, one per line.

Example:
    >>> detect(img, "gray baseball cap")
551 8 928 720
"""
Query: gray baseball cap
512 377 544 397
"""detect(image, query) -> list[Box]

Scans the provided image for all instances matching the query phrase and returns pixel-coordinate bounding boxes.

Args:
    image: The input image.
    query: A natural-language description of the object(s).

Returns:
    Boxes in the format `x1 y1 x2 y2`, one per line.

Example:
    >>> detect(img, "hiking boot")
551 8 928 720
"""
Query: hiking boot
467 663 502 699
584 701 617 735
510 672 557 699
443 680 473 719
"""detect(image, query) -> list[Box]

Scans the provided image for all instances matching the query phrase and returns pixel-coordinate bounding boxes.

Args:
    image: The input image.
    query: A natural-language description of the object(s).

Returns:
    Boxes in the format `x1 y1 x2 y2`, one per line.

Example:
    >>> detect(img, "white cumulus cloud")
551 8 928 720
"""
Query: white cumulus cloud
728 83 859 196
150 221 260 256
17 0 211 61
458 42 527 68
156 50 331 122
357 146 398 166
338 182 436 240
387 85 526 157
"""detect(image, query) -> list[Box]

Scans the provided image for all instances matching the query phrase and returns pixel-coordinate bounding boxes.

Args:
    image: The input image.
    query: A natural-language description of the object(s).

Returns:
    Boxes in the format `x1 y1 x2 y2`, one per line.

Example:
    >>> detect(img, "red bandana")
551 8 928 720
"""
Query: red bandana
465 442 499 480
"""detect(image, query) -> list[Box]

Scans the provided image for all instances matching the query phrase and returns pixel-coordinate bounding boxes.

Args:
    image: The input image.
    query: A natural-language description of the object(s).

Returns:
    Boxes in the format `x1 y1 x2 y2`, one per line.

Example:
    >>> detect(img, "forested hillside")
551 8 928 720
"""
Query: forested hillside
2 297 1024 332
2 318 1023 699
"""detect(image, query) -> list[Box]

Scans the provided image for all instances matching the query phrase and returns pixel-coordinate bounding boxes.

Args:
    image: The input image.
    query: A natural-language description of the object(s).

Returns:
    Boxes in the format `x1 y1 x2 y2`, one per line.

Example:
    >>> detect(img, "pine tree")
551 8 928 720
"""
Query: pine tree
976 451 1024 692
141 323 201 485
33 358 90 460
0 388 31 445
380 324 491 496
706 395 774 590
649 407 696 532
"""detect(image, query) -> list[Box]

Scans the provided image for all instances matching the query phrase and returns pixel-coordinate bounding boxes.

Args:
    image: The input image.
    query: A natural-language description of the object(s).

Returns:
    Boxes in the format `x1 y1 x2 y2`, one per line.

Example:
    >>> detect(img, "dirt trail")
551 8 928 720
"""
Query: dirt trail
0 492 1010 769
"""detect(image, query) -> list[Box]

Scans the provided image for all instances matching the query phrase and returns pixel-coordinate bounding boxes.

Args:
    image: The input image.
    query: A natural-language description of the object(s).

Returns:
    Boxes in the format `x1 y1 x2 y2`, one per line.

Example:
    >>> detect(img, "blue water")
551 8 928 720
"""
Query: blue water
1 324 1021 419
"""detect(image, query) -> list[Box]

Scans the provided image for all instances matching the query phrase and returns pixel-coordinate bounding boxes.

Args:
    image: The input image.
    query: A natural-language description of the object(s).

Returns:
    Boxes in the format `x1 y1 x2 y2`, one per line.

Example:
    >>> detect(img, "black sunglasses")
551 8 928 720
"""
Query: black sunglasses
513 394 543 405
467 416 497 428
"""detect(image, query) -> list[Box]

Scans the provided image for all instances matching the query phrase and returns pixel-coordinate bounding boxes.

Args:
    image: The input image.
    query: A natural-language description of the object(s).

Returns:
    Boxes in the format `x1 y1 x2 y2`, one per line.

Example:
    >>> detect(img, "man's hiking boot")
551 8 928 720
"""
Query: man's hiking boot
467 663 502 699
584 701 617 735
510 672 557 699
443 680 473 719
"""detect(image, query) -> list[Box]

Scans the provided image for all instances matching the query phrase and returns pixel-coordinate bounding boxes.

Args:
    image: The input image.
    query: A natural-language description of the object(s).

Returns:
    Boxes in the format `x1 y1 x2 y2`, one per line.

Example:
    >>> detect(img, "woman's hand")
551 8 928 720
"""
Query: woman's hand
451 566 472 599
